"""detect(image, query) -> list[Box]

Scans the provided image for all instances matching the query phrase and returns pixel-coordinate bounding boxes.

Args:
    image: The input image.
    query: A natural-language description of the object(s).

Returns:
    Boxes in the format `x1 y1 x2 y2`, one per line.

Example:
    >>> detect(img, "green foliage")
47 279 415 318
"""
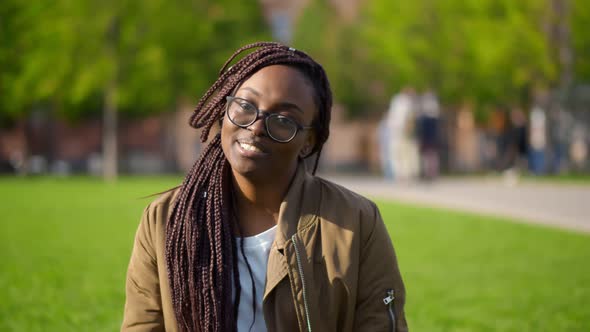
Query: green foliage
361 0 557 108
294 0 385 117
0 177 589 330
295 0 589 118
0 0 269 121
572 0 590 82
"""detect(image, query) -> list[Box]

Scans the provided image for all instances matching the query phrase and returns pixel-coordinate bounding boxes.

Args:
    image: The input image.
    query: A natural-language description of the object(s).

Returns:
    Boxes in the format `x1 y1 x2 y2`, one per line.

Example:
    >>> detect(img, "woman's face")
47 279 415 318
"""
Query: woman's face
221 65 317 183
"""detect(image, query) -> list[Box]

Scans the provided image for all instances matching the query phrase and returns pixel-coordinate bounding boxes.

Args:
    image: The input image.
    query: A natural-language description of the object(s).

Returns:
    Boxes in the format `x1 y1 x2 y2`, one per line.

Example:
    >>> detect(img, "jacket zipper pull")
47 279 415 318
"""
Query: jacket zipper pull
383 289 395 305
383 289 396 332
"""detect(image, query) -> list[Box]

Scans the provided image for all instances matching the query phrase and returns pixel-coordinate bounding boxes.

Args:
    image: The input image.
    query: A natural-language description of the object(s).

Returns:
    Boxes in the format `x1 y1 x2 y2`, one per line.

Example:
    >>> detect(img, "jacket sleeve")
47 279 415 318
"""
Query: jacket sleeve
121 203 165 332
353 202 408 331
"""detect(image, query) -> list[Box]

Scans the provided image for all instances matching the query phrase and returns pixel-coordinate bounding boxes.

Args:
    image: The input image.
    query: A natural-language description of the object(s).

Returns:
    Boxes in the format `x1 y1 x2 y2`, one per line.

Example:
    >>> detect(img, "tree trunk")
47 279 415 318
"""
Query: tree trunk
550 0 573 91
102 16 120 181
102 80 118 181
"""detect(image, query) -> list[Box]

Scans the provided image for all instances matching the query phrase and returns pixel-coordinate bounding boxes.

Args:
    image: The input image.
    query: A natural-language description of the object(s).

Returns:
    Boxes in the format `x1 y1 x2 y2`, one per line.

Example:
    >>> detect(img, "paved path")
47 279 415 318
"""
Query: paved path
324 175 590 234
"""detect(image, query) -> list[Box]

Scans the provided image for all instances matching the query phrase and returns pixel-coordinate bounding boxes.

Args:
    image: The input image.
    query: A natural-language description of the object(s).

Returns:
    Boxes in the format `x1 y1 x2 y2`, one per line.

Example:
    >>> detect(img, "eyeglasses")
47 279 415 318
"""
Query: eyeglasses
225 96 313 143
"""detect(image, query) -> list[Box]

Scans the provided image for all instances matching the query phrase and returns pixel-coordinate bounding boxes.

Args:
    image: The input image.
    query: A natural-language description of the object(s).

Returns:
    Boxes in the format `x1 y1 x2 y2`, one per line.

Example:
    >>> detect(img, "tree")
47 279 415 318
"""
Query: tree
571 0 590 83
0 0 268 179
360 0 557 112
293 0 588 120
293 0 384 117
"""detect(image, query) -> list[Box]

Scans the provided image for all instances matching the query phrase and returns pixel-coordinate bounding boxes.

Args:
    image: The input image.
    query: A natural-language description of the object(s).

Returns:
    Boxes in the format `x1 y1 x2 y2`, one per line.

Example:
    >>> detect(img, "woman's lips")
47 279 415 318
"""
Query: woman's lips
235 139 269 157
239 141 263 152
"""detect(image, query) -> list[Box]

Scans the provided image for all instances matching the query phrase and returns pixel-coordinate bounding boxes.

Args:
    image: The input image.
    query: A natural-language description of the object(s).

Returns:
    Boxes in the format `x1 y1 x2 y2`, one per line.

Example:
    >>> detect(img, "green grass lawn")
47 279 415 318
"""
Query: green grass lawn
1 177 589 331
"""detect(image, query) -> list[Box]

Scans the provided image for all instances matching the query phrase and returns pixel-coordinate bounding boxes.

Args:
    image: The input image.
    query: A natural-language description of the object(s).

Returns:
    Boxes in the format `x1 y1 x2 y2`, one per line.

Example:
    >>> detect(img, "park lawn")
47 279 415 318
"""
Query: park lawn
0 177 589 331
376 200 590 331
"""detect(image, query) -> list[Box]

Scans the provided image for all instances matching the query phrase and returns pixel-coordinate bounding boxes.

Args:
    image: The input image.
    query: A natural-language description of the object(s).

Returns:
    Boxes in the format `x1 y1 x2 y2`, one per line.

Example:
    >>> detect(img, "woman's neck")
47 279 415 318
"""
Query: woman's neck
231 165 297 236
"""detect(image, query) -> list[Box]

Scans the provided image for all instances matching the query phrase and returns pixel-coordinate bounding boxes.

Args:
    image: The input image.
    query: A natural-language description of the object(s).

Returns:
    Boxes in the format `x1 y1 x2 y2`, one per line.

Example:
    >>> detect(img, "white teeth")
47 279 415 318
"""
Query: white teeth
239 142 263 152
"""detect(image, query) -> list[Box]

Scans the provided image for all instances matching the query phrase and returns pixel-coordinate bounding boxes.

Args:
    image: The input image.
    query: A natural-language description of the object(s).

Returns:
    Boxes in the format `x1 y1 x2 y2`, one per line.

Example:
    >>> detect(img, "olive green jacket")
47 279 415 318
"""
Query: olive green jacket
121 164 408 331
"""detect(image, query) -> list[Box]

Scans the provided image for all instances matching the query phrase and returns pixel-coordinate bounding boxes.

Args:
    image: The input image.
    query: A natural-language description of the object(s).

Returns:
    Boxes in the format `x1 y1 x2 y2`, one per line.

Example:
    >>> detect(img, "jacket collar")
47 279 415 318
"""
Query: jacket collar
274 161 320 249
264 161 320 300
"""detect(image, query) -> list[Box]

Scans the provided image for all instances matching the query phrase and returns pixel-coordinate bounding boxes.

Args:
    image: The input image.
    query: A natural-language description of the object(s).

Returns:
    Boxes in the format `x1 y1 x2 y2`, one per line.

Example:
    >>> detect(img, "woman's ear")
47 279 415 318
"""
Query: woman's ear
299 131 316 158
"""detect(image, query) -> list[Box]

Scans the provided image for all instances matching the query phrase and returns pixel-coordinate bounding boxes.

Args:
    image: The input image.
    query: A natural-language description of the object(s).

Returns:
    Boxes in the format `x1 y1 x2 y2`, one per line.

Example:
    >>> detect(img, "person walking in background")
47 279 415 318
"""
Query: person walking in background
569 123 589 171
501 108 528 184
528 105 547 175
378 112 394 179
387 87 419 182
491 109 511 172
548 107 573 174
513 109 529 170
417 90 441 180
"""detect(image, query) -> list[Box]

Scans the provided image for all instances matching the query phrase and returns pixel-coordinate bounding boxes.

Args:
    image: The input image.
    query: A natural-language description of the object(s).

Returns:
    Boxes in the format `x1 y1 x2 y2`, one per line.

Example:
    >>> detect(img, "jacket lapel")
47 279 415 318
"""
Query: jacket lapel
263 162 319 300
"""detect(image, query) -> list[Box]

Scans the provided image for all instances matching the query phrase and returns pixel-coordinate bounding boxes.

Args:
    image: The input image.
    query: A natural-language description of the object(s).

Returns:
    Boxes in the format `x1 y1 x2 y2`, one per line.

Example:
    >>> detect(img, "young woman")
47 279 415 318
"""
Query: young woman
122 42 408 332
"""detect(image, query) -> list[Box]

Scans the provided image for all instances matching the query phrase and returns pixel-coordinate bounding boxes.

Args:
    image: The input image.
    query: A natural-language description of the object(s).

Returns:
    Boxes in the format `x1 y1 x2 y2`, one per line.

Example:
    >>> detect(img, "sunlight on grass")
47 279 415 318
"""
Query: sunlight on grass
0 177 588 331
378 200 590 332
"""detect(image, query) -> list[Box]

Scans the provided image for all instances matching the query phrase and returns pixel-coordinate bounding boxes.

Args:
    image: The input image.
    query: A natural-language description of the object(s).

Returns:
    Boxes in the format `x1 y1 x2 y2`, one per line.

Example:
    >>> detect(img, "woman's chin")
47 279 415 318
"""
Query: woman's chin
231 164 270 183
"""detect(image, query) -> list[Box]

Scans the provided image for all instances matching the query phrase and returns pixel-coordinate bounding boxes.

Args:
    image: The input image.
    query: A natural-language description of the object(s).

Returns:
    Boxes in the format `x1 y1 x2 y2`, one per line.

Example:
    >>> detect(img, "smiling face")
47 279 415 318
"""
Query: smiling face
221 65 317 184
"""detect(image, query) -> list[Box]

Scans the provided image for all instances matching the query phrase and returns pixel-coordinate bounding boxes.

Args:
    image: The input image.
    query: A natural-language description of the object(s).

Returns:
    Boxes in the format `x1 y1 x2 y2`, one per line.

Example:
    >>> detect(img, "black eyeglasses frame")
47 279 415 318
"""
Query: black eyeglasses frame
225 96 313 143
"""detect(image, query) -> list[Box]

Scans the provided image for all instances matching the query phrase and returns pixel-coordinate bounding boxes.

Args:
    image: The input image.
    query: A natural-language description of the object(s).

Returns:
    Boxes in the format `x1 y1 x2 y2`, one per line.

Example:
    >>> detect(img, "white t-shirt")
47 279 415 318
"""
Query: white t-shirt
235 225 277 332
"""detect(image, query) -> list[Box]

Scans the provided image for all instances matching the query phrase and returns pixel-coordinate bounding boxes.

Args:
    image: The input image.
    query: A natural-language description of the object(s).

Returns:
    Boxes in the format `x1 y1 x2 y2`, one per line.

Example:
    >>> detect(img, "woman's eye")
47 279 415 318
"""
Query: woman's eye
276 116 295 126
239 102 256 112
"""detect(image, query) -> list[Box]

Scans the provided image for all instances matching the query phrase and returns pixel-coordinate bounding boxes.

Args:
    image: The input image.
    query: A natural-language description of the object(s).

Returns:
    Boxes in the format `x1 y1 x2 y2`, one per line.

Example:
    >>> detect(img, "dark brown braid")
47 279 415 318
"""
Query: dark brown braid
165 42 333 332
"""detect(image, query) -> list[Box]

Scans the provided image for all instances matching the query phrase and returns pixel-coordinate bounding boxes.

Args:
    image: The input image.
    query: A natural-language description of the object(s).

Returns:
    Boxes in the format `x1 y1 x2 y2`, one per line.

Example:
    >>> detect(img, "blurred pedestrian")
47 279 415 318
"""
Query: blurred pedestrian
570 124 588 171
488 108 508 171
528 105 547 175
387 87 419 181
417 90 441 180
378 116 394 179
501 108 528 183
548 107 573 173
453 105 479 172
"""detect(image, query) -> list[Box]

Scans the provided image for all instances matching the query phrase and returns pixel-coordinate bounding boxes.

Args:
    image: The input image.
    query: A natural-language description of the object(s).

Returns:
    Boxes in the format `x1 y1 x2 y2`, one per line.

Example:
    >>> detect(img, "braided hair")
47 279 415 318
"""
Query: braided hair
165 42 332 331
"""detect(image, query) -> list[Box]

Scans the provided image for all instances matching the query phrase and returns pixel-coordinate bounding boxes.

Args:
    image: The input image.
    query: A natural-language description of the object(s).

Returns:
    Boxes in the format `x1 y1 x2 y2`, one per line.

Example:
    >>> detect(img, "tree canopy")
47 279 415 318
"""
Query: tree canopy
3 0 589 123
0 0 268 121
294 0 589 120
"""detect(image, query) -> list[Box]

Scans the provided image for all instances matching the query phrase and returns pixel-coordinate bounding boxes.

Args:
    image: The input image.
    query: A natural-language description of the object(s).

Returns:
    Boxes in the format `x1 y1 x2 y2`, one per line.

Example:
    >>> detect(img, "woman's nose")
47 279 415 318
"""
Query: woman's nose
247 116 266 136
